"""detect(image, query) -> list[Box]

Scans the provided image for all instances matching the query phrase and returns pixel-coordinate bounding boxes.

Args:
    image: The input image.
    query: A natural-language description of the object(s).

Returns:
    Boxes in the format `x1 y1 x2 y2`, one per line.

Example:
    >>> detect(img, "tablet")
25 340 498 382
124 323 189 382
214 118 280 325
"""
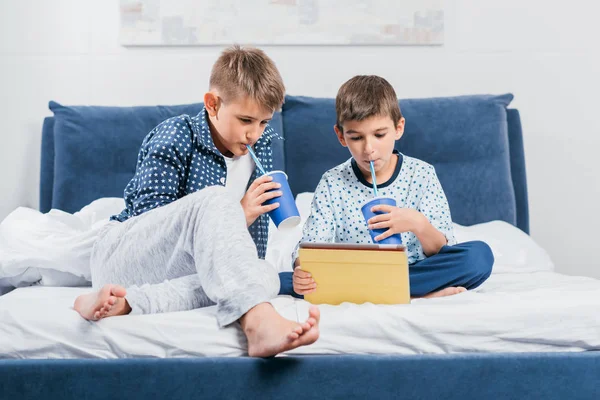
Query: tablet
297 242 410 305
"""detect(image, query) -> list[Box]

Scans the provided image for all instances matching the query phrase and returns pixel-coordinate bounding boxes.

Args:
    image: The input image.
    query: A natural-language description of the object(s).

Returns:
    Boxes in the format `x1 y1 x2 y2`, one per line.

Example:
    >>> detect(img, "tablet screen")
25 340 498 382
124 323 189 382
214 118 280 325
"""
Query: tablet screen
299 242 406 251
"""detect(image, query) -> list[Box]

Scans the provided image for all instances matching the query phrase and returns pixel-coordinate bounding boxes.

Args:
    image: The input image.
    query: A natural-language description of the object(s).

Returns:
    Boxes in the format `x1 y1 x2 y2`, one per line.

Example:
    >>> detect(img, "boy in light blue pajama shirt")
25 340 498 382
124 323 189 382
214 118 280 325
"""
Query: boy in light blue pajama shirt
288 76 493 298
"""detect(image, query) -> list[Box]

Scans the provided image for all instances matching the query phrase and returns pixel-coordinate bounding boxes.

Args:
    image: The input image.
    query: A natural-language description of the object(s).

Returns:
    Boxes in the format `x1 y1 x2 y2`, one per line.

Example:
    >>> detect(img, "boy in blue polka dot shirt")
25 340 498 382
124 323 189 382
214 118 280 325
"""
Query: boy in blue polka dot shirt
74 46 320 358
292 75 494 299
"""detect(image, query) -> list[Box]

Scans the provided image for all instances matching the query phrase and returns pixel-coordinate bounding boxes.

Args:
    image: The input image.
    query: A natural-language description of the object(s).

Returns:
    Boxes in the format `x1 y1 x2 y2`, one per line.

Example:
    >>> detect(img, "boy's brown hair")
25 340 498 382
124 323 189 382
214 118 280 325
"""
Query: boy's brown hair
335 75 403 131
209 45 285 112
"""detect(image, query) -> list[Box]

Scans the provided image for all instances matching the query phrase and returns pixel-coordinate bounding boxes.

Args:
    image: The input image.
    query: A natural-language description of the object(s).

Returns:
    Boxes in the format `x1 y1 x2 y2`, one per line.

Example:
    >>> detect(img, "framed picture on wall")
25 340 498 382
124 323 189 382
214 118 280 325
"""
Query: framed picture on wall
119 0 444 46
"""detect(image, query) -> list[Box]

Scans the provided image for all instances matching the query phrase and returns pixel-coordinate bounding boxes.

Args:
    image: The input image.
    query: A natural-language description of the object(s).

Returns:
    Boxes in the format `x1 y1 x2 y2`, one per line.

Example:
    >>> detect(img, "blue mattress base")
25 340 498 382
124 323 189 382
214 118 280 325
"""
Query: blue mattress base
1 353 598 399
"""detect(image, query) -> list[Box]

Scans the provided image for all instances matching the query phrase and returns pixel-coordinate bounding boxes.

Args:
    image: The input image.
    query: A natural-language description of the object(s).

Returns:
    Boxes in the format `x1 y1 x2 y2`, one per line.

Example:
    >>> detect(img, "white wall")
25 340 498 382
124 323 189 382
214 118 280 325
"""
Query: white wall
1 0 599 278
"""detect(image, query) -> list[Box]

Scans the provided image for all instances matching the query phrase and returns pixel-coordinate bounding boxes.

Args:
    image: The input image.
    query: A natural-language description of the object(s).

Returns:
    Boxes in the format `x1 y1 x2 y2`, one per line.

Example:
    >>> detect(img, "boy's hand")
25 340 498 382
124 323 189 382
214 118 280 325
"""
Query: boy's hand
367 205 425 242
293 267 316 295
241 175 282 226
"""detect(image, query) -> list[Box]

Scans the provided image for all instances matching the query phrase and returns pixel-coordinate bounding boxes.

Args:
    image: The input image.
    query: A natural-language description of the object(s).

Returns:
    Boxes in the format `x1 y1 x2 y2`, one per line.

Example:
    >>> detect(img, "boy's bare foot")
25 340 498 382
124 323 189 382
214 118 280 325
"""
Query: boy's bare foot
73 284 131 321
422 286 467 299
241 302 320 357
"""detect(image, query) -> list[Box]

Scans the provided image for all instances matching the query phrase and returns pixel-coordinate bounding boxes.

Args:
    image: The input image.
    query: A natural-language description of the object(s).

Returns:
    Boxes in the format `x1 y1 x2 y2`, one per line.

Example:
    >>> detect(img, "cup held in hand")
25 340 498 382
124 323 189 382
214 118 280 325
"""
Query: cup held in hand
361 196 403 245
262 171 301 229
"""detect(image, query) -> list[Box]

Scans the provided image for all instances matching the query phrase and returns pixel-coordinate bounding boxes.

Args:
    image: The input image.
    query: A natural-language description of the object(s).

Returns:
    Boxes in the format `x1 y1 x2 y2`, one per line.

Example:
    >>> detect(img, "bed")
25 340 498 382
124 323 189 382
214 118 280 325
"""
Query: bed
1 94 599 399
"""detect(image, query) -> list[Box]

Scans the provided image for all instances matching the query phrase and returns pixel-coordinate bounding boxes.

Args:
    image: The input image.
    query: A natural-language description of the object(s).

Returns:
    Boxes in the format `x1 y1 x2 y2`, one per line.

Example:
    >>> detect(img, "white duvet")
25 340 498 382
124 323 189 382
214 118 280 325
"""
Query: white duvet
1 197 598 359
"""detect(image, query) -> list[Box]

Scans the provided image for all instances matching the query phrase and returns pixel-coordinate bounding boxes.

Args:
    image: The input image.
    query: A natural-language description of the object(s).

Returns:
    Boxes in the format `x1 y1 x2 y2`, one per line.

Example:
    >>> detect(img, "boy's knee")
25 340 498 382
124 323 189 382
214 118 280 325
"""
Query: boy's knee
177 187 244 224
463 241 494 279
186 186 238 209
192 185 229 200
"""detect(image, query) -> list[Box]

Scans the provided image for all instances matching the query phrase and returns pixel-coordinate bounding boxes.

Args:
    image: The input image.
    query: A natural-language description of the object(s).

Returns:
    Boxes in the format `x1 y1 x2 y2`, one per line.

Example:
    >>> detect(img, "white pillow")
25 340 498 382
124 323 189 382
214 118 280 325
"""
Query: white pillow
266 192 555 274
453 220 554 274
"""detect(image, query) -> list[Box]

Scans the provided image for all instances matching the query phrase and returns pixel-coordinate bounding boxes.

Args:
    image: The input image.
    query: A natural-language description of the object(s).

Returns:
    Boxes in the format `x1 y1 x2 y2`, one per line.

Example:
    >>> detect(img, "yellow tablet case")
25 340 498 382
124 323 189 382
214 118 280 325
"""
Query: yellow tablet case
298 243 409 305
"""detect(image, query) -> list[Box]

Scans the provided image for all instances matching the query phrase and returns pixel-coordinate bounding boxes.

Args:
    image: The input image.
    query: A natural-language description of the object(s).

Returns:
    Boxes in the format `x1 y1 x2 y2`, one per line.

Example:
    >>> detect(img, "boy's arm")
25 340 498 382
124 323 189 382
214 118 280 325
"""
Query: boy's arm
411 214 448 256
291 177 336 268
414 166 456 255
129 124 190 216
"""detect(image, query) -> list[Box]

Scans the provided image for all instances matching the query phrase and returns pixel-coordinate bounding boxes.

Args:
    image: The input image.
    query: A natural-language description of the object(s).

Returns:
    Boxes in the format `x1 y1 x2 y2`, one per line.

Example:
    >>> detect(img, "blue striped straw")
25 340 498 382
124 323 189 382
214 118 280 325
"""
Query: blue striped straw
246 145 267 175
369 161 378 197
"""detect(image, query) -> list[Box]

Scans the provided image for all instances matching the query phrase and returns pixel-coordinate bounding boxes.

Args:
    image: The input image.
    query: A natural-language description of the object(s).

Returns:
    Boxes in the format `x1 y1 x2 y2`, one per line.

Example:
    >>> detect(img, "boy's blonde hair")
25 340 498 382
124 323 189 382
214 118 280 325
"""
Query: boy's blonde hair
335 75 402 131
209 45 285 112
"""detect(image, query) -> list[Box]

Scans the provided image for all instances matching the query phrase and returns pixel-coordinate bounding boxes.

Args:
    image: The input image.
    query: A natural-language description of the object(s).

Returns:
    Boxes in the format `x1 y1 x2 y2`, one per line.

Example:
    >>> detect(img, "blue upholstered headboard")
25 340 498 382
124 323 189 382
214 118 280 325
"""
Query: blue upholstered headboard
40 94 529 233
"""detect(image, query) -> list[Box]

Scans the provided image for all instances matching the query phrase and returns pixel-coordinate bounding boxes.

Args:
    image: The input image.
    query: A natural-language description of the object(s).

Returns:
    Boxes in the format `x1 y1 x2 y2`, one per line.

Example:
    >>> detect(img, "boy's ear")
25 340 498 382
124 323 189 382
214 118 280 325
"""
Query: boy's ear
333 124 348 147
204 92 220 117
395 118 406 140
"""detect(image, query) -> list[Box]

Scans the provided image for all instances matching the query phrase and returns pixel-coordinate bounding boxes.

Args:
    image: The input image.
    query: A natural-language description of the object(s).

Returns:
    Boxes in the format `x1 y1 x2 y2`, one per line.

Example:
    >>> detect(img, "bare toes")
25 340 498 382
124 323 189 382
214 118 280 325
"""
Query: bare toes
300 322 311 331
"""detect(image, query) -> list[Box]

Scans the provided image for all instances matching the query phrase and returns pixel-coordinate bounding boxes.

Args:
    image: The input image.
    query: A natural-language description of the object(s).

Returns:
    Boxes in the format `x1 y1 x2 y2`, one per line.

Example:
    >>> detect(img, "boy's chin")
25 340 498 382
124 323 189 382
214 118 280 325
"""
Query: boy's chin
355 162 374 177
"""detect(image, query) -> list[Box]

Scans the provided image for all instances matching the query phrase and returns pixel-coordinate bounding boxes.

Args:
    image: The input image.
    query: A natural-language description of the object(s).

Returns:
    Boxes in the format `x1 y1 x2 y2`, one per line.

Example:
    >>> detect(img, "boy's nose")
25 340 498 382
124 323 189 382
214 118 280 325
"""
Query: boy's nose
249 125 266 140
246 130 260 144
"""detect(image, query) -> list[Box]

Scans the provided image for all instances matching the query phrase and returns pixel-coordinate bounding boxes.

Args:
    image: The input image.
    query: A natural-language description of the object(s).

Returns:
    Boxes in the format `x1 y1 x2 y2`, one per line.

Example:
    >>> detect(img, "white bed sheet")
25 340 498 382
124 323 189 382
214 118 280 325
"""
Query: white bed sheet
1 270 599 359
1 196 597 358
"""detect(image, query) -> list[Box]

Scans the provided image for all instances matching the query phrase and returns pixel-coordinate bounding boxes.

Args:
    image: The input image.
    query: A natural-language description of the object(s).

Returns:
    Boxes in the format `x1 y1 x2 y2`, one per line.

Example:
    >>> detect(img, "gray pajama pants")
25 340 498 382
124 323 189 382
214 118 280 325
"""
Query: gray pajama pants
89 186 280 327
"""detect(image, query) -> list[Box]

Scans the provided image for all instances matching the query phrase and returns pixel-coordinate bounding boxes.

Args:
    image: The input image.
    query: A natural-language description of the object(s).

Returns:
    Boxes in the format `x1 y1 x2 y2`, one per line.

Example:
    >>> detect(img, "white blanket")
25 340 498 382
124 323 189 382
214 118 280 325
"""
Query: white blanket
0 198 125 294
0 195 556 294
